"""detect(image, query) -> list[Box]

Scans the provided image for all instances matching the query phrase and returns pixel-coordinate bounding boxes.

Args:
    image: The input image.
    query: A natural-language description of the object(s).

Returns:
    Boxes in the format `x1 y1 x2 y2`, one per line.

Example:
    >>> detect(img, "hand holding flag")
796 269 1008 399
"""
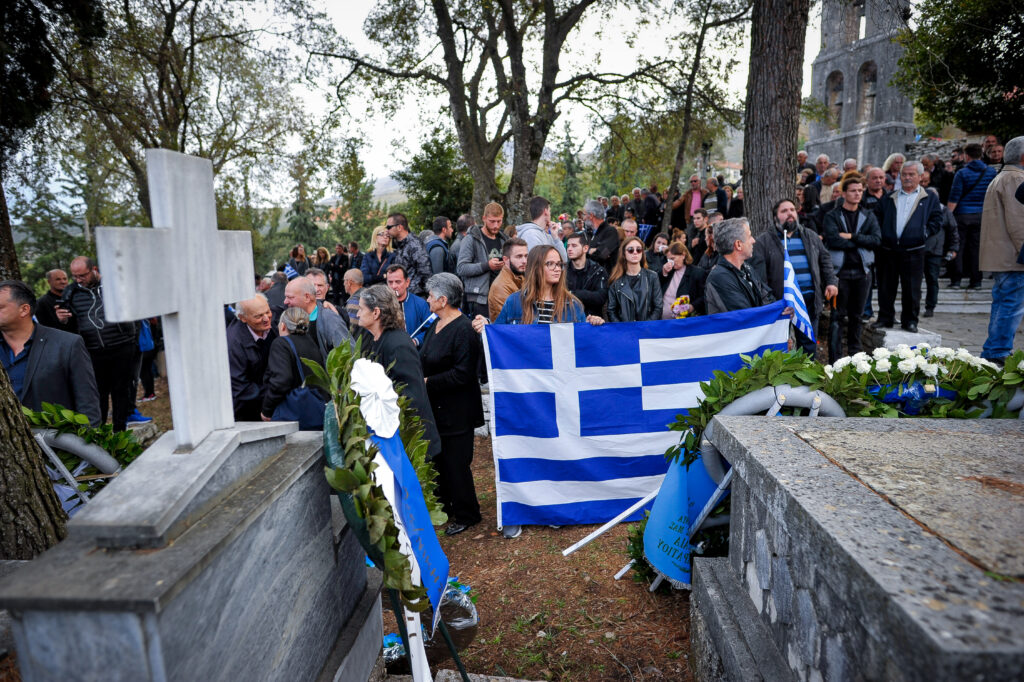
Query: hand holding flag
782 233 816 343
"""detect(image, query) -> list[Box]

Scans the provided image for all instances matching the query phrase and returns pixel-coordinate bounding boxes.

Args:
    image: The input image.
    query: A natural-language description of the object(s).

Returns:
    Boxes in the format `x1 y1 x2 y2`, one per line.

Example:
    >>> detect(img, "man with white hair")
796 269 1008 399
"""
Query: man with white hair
582 198 620 273
814 154 830 182
797 150 815 174
227 294 276 422
283 276 353 358
875 160 943 333
843 158 859 173
979 135 1024 365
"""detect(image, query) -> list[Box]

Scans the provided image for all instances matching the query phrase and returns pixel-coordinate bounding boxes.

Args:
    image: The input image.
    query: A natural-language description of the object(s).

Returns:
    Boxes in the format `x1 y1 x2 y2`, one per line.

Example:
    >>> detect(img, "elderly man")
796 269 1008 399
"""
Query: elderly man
283 276 353 358
227 294 276 422
342 268 364 328
386 264 432 346
35 269 77 332
621 218 638 240
814 154 830 183
753 199 838 354
606 194 625 224
705 218 776 314
980 136 1024 365
582 198 620 273
797 150 815 174
704 177 727 214
876 161 944 333
386 212 432 296
1 280 101 426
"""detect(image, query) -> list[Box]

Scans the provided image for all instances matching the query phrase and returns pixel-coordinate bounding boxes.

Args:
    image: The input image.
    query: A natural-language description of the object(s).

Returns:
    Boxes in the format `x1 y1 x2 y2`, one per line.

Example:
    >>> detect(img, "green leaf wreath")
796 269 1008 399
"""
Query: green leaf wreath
303 337 447 612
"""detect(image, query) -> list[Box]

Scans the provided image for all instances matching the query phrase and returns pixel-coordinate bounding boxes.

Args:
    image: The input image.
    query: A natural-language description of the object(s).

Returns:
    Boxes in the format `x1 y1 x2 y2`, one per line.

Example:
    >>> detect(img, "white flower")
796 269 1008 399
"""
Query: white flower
897 358 916 373
897 345 915 360
914 355 929 368
930 347 954 360
851 352 870 363
875 359 892 372
855 360 872 374
977 358 1000 370
916 342 931 351
922 363 939 378
1017 359 1024 372
833 357 851 371
824 364 834 378
872 348 891 360
955 348 972 360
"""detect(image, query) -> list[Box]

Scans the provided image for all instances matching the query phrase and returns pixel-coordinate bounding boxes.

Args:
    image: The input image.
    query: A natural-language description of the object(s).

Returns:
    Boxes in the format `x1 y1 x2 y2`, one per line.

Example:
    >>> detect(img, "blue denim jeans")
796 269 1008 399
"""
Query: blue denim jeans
982 271 1024 360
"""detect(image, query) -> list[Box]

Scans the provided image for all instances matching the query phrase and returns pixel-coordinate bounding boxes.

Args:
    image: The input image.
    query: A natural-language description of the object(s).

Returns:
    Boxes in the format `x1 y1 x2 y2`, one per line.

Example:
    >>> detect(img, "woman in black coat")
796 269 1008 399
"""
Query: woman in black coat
419 273 485 536
261 306 325 422
658 241 707 318
354 284 442 459
606 236 662 322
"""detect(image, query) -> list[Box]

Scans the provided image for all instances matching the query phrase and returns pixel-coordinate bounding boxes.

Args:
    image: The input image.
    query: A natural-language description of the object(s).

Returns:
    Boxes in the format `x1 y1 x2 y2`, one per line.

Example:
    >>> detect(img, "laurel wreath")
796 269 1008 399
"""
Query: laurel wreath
304 337 447 612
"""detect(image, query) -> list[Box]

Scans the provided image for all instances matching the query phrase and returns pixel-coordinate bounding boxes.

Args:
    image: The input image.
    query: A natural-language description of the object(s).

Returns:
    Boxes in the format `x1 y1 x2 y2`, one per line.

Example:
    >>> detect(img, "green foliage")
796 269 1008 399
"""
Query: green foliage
555 123 583 217
21 402 144 492
625 512 660 586
393 126 473 231
329 138 387 247
311 338 446 612
894 0 1023 140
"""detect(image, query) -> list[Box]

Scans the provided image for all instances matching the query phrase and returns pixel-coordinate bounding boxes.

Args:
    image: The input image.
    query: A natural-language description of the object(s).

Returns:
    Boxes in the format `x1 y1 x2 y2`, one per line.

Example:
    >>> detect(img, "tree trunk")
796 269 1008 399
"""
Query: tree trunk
742 0 810 235
0 367 68 559
0 170 21 281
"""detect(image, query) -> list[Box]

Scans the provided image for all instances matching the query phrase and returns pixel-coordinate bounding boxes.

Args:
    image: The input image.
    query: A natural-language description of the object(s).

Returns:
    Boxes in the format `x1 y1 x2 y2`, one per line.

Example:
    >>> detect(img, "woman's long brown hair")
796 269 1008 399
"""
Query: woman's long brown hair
608 236 649 284
519 246 579 324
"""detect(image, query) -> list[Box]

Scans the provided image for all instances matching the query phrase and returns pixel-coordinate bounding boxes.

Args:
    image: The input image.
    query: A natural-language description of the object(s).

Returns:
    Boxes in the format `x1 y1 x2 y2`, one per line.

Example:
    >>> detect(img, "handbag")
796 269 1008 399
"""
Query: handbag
271 336 328 430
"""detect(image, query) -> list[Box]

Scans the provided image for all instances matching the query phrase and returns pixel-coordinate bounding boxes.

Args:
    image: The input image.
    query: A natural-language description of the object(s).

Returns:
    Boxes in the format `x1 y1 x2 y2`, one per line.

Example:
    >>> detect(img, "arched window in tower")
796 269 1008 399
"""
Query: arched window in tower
825 71 844 128
857 61 877 125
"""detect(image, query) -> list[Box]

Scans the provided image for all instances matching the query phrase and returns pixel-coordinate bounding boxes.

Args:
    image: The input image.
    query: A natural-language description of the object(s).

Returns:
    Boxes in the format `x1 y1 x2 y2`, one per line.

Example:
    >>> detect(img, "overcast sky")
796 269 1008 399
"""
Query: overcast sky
321 1 823 178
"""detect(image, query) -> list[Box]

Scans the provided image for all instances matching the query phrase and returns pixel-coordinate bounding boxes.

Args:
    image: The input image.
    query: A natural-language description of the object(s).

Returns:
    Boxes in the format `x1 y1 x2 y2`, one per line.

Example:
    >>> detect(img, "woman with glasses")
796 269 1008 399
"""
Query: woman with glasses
606 236 663 322
360 225 395 286
488 246 604 325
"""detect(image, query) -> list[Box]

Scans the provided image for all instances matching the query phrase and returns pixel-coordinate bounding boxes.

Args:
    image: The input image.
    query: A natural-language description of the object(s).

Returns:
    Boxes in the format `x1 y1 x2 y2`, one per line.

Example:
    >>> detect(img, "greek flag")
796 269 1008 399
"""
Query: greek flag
481 302 789 527
783 237 815 342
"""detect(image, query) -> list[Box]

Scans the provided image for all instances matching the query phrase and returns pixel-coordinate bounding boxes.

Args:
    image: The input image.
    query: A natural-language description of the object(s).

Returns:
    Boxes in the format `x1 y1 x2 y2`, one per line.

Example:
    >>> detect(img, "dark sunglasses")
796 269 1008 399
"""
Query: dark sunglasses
625 247 643 254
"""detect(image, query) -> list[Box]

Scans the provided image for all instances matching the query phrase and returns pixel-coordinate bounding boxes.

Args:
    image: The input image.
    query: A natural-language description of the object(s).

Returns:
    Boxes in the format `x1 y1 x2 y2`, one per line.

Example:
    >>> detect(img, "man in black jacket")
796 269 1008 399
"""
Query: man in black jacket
706 218 776 315
327 243 349 305
565 232 609 317
875 162 944 332
35 269 77 333
1 280 100 426
582 199 620 274
59 257 137 431
227 294 277 422
752 199 838 355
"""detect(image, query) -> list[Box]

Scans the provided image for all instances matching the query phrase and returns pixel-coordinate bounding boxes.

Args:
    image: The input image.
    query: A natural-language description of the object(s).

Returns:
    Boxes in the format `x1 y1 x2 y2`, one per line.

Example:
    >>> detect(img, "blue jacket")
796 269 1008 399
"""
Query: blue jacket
879 187 943 251
948 160 997 215
402 293 432 346
494 291 586 325
361 249 395 286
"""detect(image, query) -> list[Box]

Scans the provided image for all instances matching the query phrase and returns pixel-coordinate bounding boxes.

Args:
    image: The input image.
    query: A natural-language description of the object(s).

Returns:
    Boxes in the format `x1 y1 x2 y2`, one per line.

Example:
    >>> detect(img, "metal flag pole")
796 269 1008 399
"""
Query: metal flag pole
562 487 660 556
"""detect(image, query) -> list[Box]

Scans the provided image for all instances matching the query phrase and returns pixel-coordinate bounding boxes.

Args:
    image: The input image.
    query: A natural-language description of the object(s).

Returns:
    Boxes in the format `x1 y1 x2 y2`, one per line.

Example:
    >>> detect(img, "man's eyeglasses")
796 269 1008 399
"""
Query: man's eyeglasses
625 247 643 254
544 261 564 270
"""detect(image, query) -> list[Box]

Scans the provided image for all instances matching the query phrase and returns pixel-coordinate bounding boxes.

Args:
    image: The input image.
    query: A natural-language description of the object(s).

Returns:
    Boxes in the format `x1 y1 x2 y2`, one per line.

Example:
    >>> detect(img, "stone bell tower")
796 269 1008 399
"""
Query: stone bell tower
805 0 915 166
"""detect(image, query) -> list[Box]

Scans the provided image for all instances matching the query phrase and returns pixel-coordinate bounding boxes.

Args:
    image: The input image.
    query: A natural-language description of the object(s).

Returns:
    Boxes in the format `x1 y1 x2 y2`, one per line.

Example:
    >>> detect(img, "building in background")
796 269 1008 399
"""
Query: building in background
806 0 915 166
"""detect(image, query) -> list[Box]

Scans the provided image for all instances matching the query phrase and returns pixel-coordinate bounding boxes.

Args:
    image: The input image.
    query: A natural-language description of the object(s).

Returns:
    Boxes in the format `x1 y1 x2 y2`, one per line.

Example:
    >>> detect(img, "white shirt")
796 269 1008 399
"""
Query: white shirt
895 188 918 239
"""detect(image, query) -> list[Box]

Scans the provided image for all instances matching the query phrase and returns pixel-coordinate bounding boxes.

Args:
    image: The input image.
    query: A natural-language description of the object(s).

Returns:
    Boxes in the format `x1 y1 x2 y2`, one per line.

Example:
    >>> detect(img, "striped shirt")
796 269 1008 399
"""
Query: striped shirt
786 232 814 295
537 300 556 324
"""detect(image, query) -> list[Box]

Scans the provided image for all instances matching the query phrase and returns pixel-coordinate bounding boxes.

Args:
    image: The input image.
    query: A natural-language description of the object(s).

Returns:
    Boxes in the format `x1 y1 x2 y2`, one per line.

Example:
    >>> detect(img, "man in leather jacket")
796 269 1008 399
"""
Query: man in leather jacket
705 218 776 315
565 232 609 317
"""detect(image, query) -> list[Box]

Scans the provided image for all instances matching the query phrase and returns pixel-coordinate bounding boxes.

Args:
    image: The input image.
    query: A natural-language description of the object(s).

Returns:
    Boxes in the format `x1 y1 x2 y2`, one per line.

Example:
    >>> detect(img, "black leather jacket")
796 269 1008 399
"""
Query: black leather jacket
607 268 662 322
59 281 136 351
566 258 608 317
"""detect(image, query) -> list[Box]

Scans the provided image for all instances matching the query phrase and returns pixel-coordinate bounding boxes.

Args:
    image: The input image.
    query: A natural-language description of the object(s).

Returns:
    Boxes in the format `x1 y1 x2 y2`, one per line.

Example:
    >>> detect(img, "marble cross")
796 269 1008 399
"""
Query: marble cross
95 149 254 449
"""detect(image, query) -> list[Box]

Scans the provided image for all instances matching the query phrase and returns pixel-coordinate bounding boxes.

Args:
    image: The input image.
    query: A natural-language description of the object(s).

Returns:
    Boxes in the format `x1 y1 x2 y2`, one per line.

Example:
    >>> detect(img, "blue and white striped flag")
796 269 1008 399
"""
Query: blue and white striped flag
783 236 815 342
481 302 789 527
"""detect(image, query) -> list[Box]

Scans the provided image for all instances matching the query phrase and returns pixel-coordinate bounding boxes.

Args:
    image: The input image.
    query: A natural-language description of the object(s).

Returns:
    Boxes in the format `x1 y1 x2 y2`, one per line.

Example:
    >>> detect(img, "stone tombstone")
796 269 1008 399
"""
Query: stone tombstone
692 417 1024 682
0 150 381 682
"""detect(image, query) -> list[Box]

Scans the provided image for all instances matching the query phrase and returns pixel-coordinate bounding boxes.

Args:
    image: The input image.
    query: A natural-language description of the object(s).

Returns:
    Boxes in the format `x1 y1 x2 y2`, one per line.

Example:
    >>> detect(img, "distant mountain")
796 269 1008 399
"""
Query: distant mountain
318 175 406 209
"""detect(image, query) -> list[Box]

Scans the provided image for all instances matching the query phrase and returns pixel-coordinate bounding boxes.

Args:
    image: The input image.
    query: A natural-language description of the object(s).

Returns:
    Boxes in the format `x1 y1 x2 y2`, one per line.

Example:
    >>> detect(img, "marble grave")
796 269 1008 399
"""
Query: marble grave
0 149 381 681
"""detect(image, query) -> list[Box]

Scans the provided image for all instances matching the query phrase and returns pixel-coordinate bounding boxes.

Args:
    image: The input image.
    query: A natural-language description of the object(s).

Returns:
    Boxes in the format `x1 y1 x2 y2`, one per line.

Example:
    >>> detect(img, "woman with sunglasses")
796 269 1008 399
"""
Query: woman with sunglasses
606 236 663 322
488 246 604 326
360 225 395 286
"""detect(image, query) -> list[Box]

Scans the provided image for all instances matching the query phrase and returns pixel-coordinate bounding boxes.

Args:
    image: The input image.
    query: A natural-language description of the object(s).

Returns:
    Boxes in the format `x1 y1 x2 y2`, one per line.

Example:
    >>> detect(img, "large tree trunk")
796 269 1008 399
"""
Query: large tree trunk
0 170 20 281
742 0 810 235
0 367 68 559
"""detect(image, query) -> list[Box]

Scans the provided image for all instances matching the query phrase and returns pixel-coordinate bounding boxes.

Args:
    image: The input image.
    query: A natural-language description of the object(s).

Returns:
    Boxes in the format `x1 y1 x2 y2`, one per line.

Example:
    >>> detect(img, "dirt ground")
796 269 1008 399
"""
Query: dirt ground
383 436 693 682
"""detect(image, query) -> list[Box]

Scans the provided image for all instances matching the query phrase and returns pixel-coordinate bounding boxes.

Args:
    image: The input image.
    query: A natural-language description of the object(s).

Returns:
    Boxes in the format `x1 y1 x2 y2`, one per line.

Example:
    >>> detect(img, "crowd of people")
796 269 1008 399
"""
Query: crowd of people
3 133 1021 538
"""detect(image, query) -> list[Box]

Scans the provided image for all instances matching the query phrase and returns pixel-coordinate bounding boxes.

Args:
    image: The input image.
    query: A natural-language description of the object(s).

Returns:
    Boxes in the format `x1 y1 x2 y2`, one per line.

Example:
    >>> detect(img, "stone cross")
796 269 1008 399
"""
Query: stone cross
95 149 254 449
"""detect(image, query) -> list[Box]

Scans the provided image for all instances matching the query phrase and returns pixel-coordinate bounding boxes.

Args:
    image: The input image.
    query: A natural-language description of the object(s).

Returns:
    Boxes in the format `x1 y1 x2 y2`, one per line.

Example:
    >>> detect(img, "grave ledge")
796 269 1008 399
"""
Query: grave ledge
69 422 301 548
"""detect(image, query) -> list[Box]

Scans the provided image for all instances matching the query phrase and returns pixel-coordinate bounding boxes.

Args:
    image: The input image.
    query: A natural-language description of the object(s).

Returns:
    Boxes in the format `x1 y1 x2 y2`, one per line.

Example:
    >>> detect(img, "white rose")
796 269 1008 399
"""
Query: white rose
922 363 939 377
955 348 972 360
872 348 891 360
824 364 834 378
855 360 872 374
914 355 929 368
1018 359 1024 372
833 357 851 371
917 342 931 351
897 358 916 373
852 352 869 363
931 347 954 360
897 346 915 360
875 359 892 372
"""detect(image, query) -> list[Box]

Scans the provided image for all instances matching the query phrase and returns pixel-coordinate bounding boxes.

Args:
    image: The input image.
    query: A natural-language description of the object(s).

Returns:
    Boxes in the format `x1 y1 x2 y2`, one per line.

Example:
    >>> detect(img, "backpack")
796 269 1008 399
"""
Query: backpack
426 237 454 274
